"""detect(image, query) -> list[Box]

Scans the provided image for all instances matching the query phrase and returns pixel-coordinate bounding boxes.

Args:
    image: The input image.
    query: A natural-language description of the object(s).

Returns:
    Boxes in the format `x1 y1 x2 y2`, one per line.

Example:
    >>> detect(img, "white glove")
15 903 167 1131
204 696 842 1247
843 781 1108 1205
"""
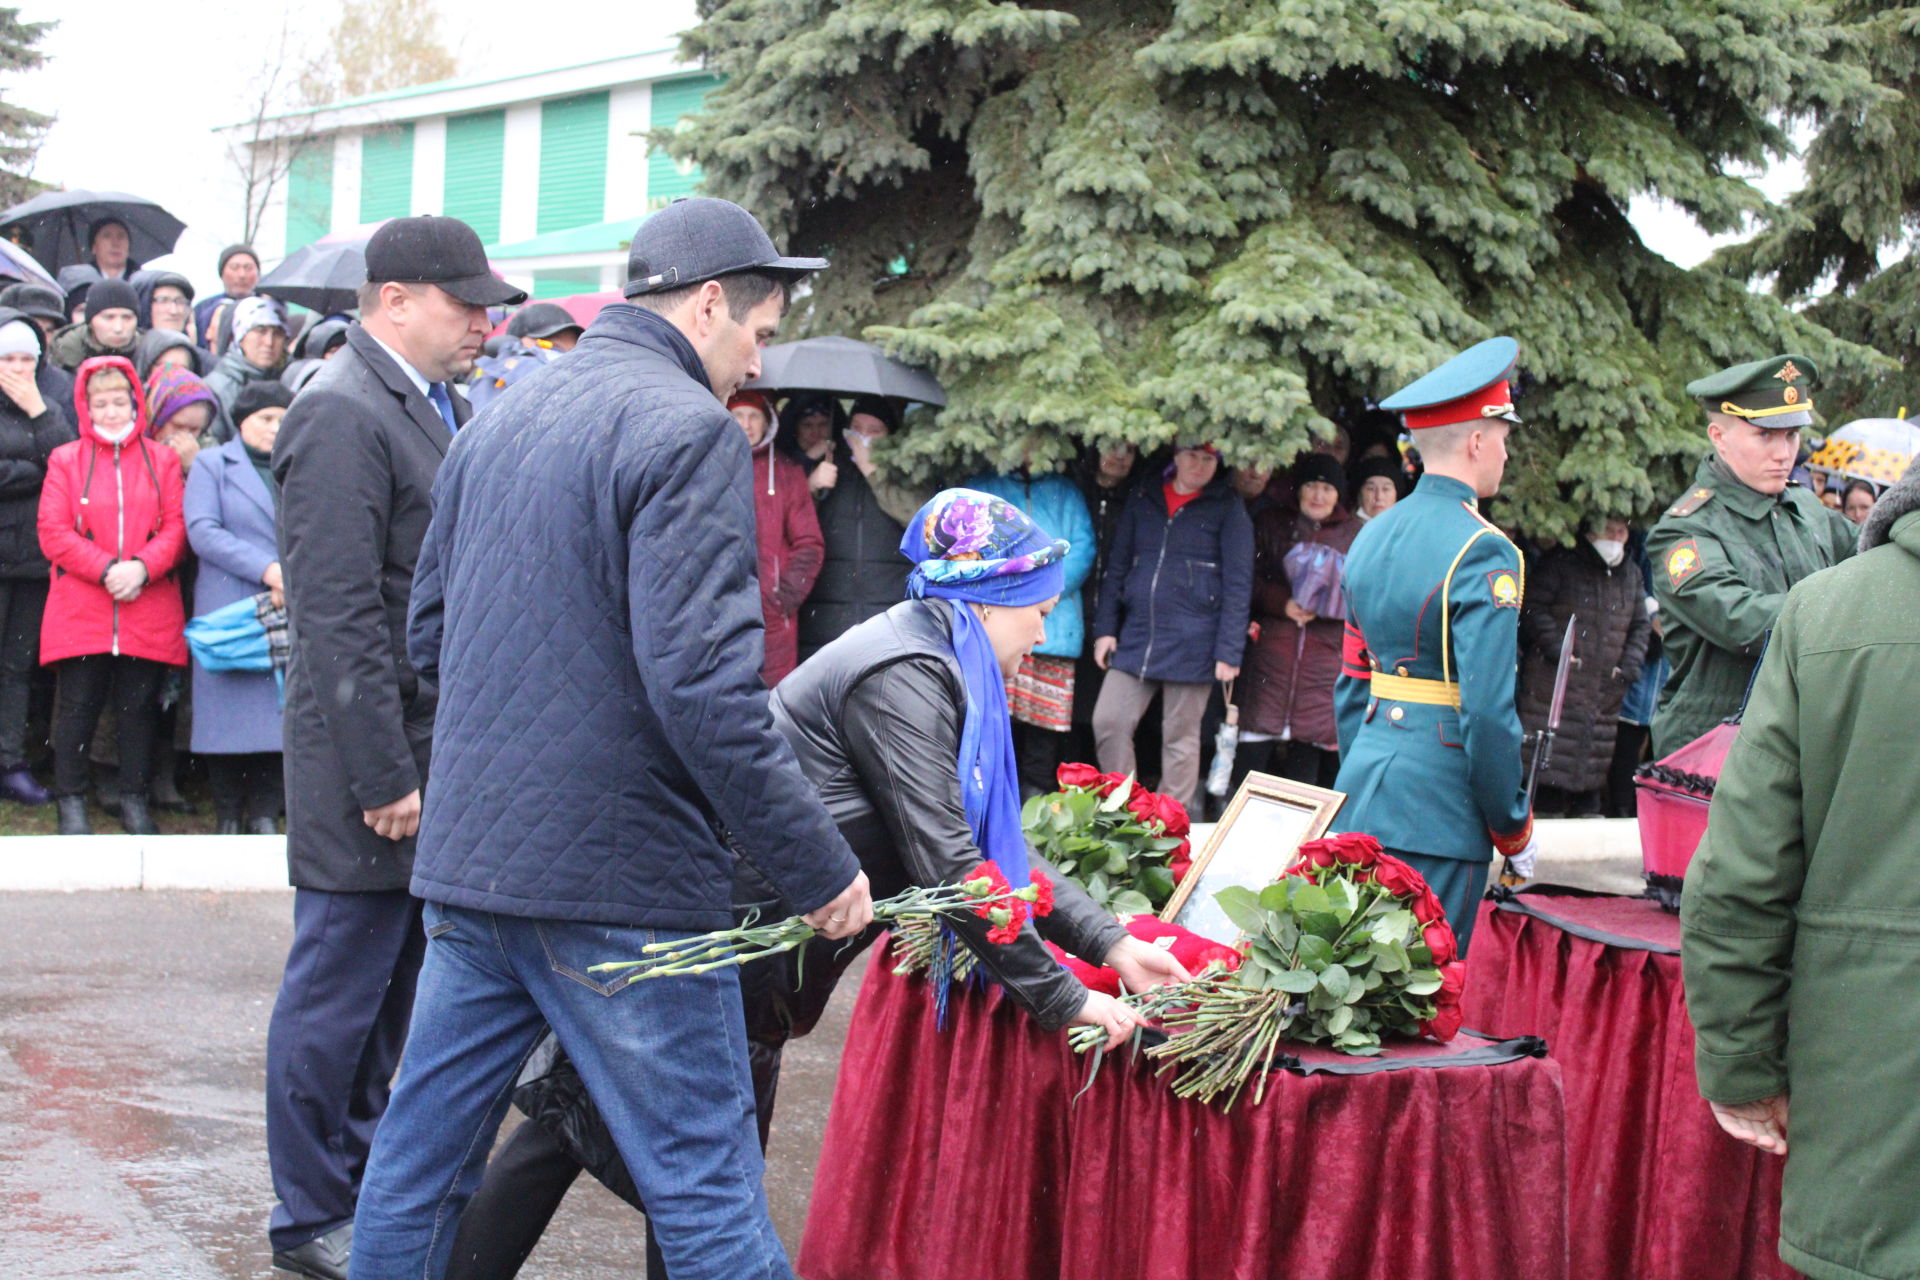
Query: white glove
1504 837 1540 881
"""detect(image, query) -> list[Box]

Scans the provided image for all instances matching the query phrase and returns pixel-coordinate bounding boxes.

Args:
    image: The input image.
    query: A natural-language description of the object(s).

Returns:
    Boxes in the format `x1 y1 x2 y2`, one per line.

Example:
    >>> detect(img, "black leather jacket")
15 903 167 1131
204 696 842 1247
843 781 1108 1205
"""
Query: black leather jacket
761 598 1127 1031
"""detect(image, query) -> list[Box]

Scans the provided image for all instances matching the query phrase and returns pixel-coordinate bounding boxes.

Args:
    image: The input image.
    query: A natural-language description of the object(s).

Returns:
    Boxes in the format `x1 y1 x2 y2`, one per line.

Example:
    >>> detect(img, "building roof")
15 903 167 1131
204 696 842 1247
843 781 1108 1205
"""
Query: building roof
486 216 642 261
219 46 702 136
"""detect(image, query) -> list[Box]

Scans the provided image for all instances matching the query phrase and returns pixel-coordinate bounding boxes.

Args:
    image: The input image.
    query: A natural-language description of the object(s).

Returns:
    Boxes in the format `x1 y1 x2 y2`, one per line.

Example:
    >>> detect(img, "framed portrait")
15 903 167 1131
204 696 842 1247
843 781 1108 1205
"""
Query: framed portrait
1161 773 1346 946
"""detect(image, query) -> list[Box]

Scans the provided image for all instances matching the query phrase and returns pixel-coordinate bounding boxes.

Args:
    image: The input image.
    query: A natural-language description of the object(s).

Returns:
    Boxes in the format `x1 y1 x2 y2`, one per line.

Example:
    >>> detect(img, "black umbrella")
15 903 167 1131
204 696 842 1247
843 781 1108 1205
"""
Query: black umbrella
744 335 946 406
256 239 368 314
0 189 186 272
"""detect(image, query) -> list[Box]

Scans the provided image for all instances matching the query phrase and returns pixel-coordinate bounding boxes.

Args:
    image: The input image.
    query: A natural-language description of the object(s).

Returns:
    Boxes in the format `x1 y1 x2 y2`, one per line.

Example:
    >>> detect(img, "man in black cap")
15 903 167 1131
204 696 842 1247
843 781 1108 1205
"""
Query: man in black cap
506 300 584 353
348 197 869 1280
263 214 524 1280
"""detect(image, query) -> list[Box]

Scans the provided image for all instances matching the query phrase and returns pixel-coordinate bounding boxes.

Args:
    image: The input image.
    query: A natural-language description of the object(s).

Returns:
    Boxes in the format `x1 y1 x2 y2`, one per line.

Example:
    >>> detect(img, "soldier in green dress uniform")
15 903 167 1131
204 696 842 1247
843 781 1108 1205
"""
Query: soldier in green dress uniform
1646 355 1856 757
1333 337 1536 956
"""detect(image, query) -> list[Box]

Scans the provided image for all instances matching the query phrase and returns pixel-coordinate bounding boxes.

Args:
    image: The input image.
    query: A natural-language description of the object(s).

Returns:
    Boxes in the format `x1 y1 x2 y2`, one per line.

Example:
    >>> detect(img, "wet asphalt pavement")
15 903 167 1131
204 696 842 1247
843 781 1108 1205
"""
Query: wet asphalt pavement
0 890 865 1280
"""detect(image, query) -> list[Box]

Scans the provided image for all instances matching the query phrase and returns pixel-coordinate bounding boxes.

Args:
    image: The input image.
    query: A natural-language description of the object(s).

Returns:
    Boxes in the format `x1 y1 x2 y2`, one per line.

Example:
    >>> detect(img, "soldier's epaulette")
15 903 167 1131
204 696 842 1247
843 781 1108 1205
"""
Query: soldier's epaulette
1666 487 1715 517
1459 502 1517 548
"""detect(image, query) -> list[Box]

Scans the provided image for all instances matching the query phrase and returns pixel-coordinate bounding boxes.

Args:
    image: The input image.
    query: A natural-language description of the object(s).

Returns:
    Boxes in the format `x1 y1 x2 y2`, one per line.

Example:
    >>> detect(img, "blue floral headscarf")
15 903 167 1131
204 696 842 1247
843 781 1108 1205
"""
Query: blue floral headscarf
901 490 1069 893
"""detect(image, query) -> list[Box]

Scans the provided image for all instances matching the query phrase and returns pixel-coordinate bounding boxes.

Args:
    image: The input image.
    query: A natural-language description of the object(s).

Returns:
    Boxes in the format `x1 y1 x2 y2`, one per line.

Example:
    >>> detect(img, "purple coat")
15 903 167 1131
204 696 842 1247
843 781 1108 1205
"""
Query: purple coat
184 437 283 753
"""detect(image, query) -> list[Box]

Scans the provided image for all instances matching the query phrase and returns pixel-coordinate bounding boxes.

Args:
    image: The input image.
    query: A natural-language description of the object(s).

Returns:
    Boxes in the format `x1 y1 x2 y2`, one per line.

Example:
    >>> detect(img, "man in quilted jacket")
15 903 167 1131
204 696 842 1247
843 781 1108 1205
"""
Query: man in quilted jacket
348 199 871 1280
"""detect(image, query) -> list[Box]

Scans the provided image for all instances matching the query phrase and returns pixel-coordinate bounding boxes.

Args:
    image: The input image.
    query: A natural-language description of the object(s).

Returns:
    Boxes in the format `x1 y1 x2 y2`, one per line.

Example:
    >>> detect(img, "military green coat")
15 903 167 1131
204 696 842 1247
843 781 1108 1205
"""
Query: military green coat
1681 498 1920 1280
1646 454 1855 755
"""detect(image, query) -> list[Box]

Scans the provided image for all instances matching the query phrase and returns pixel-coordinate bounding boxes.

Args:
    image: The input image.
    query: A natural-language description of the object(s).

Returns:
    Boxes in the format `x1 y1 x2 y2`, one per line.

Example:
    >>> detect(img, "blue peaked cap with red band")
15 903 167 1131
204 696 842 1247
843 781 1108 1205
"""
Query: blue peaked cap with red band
1380 336 1523 431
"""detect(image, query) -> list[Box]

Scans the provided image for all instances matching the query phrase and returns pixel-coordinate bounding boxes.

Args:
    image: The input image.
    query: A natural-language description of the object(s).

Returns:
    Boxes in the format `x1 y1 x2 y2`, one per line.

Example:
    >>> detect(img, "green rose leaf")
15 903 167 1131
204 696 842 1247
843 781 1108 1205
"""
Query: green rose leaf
1215 885 1268 936
1270 966 1319 994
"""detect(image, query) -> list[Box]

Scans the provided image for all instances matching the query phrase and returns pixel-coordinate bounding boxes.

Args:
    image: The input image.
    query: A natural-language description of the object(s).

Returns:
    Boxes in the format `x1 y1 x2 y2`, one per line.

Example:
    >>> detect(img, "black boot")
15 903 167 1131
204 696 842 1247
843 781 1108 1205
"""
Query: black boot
56 796 90 835
118 793 159 835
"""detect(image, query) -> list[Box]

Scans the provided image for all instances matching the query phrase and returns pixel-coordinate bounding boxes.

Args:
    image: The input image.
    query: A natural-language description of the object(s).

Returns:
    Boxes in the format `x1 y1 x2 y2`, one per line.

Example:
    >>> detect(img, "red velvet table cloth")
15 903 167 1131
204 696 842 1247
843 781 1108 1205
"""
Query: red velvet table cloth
1463 891 1794 1280
799 937 1569 1280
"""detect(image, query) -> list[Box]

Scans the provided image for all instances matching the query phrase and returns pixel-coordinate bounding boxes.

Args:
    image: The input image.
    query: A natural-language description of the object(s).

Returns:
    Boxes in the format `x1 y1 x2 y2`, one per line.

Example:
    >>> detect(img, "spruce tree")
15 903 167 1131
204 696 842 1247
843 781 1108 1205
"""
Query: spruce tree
676 0 1889 539
0 8 53 209
1721 2 1919 424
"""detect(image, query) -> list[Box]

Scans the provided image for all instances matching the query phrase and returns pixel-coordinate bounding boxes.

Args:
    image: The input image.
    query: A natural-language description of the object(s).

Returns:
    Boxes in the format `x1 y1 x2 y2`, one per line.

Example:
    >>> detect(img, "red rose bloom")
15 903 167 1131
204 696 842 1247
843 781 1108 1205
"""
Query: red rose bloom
1293 839 1340 870
1169 838 1193 883
1331 832 1382 866
1436 960 1467 1007
1150 792 1191 837
1056 763 1105 792
1419 1002 1465 1042
1126 786 1158 825
1411 887 1447 925
1422 920 1457 966
1371 854 1423 900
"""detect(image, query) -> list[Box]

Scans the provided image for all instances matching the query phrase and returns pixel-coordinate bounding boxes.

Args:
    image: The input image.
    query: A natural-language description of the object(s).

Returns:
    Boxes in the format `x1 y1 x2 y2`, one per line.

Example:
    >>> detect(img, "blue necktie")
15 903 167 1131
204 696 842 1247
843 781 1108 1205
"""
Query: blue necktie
428 382 458 433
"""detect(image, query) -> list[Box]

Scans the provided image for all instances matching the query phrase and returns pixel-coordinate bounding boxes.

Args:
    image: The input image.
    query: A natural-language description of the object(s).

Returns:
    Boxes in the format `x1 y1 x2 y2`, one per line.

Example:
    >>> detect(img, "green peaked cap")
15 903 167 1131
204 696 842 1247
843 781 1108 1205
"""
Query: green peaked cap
1684 353 1820 429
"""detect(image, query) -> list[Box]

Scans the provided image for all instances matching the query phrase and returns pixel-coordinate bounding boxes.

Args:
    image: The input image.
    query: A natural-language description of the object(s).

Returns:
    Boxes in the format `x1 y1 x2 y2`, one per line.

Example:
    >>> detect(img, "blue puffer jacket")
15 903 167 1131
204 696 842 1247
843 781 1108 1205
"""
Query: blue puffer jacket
962 470 1096 658
406 305 860 929
1092 472 1255 684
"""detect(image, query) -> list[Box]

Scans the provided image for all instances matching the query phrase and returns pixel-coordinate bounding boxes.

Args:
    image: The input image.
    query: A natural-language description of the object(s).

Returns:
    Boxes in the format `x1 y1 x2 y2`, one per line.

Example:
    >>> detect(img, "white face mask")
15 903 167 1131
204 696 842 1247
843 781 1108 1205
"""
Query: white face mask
1589 537 1626 567
94 420 138 445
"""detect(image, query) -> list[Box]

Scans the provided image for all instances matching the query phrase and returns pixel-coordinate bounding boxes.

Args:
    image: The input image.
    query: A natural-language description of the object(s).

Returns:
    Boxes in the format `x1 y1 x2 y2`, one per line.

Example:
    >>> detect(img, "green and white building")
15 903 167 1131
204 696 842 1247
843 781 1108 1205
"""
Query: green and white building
230 49 720 298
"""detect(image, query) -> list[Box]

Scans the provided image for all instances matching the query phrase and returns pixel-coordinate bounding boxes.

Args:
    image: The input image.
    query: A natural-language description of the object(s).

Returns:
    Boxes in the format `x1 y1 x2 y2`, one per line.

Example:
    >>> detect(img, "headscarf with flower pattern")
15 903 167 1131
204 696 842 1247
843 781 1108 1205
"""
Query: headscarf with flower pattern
901 489 1071 893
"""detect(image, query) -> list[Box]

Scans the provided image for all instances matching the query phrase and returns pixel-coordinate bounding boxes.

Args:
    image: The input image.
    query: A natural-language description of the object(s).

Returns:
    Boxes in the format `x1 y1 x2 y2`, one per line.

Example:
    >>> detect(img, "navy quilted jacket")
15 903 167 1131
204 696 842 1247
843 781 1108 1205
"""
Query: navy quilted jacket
406 305 860 929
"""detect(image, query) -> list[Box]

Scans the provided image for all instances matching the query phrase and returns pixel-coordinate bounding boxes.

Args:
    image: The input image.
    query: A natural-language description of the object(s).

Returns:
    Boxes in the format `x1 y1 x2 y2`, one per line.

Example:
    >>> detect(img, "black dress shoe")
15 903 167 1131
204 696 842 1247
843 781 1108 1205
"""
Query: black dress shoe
55 796 90 835
118 794 159 835
272 1222 351 1280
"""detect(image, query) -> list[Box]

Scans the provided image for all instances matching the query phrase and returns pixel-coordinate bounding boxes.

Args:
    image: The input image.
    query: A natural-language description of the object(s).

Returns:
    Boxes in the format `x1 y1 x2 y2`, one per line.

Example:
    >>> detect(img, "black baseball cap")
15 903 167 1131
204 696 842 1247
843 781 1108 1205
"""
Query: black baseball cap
506 302 583 340
623 197 827 298
365 215 527 308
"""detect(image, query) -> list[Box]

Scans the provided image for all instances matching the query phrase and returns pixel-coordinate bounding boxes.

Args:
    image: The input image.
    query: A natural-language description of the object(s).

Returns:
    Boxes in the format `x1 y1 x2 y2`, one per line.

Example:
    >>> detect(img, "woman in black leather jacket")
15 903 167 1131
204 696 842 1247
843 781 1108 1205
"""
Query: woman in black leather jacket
447 489 1188 1280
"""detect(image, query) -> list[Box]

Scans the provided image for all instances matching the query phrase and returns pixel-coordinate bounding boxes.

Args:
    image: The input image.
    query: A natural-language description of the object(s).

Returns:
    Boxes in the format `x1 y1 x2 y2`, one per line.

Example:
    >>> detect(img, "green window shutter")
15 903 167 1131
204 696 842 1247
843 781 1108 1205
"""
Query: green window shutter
538 92 609 233
531 268 602 299
646 74 720 208
443 110 505 243
286 143 334 254
360 123 415 223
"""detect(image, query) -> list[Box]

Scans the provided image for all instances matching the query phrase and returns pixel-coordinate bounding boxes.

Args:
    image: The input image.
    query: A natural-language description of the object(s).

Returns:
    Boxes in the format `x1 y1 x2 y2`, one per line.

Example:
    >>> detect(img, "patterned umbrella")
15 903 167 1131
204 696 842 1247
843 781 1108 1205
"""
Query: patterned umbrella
1805 417 1920 488
0 189 186 272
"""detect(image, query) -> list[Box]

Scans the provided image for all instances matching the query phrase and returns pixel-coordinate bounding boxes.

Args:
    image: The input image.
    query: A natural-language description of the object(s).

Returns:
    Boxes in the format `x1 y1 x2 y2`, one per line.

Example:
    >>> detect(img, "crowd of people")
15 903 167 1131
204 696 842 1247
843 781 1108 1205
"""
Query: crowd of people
0 211 1899 841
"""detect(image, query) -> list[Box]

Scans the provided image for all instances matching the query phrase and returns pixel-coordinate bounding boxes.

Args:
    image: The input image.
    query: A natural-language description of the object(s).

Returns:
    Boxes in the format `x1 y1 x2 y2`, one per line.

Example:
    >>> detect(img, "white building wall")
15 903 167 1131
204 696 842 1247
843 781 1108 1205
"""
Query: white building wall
411 116 448 216
330 131 364 235
500 103 542 244
605 82 653 223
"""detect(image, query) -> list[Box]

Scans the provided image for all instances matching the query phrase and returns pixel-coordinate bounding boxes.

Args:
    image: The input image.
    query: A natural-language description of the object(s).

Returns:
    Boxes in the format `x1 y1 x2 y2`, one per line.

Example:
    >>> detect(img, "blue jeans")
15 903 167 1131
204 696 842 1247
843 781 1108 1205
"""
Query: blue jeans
348 903 791 1280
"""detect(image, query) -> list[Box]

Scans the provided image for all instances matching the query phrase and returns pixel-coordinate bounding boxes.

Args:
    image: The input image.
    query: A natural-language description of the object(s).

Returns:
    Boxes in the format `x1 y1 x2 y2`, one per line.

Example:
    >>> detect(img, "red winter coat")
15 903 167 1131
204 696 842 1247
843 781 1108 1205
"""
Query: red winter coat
1240 504 1361 747
754 439 824 686
38 356 189 666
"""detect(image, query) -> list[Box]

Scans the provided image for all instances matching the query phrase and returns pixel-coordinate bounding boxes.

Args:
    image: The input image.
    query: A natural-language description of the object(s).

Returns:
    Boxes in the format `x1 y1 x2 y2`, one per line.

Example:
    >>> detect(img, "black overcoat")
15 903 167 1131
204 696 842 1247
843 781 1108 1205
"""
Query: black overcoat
272 325 466 891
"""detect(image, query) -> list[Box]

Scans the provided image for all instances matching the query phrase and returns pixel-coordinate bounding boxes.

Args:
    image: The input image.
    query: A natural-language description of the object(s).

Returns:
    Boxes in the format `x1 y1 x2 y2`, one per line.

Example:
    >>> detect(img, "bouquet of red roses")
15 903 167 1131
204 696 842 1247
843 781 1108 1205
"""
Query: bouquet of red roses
590 861 1052 981
1022 763 1192 915
1069 833 1466 1109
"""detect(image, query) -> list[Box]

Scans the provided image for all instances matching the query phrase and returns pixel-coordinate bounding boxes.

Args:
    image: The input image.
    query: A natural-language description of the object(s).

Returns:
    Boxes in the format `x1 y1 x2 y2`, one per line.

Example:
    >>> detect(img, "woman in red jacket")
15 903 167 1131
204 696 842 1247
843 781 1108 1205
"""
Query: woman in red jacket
728 390 824 686
38 355 188 834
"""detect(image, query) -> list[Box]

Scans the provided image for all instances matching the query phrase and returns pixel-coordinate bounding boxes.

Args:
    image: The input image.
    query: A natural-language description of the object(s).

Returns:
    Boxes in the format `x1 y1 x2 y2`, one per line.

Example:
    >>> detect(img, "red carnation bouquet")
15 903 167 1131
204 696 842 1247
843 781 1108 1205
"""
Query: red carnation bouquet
1069 833 1466 1109
1023 764 1192 914
590 861 1052 982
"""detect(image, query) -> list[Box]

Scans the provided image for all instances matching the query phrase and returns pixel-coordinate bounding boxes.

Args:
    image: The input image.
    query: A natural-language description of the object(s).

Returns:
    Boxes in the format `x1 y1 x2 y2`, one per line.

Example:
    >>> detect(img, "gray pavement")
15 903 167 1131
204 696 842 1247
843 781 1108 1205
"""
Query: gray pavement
0 890 866 1279
0 847 1642 1279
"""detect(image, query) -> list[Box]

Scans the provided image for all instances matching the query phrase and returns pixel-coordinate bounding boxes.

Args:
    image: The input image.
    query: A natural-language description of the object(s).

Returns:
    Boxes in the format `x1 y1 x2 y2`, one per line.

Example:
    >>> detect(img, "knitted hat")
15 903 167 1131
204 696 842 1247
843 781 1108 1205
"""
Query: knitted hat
1350 455 1406 499
1292 452 1347 497
218 244 258 274
144 365 216 436
86 278 139 319
232 380 294 425
0 320 40 359
727 390 776 424
848 395 900 432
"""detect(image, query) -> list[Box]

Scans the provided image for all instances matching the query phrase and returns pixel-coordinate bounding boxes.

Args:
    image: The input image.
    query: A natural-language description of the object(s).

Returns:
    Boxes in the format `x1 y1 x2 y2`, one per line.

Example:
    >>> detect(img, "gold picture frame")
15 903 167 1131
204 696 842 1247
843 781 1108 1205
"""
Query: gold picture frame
1161 772 1346 946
